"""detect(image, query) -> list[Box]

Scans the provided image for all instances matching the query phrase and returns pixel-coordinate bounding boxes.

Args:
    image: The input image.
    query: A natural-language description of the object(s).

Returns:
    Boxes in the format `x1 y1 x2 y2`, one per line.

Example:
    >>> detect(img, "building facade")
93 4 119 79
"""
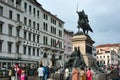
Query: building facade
0 0 64 69
96 43 120 66
63 29 73 63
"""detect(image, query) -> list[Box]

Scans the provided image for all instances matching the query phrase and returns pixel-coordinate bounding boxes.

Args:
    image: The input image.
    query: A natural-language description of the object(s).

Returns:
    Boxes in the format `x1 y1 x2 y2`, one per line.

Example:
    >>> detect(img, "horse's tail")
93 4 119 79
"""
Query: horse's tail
89 27 93 32
88 24 93 32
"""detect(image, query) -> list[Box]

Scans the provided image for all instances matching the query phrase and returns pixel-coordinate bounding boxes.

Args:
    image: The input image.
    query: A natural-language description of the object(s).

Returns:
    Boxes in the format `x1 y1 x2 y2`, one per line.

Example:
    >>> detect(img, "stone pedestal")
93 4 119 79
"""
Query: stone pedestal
71 32 95 67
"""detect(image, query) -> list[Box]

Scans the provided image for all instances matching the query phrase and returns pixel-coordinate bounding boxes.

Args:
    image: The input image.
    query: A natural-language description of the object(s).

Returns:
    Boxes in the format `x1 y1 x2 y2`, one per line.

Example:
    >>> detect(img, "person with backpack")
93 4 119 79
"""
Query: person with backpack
43 66 49 80
29 66 35 80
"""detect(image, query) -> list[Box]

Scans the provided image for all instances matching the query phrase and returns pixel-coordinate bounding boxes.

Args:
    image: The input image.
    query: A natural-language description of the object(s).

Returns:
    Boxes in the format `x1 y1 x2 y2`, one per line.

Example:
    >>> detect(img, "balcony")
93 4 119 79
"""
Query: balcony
16 37 22 45
16 21 22 29
16 4 21 10
7 0 14 6
41 45 64 53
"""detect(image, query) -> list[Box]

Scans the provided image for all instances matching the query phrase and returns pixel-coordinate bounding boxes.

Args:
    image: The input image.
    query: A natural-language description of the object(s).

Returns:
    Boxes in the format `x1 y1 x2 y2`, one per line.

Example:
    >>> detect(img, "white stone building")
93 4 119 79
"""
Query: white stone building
0 0 64 69
96 44 120 66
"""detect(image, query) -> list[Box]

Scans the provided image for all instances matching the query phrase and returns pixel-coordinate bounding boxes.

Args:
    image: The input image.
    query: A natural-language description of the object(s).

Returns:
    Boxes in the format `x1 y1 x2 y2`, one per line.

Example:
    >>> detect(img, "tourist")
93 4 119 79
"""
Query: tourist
59 66 64 80
43 66 49 80
86 68 92 80
29 66 35 80
65 66 69 80
80 67 86 80
11 66 16 80
8 66 12 80
37 64 44 80
21 69 27 80
72 66 80 80
17 67 23 80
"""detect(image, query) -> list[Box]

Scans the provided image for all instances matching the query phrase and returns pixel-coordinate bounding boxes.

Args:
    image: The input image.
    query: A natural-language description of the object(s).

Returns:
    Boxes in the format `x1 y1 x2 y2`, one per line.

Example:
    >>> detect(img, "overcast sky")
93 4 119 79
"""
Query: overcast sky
38 0 120 46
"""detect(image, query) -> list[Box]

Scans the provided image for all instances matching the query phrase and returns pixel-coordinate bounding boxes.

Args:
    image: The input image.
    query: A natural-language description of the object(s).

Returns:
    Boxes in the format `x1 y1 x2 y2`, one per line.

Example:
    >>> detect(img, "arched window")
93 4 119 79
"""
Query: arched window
43 52 47 58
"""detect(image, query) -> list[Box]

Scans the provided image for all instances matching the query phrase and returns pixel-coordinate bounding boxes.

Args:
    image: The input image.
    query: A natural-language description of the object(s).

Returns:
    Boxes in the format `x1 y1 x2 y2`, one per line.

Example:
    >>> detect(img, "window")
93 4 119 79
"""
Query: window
59 55 62 59
0 6 3 16
8 42 12 53
33 48 35 56
37 10 39 18
43 53 47 58
23 46 26 55
17 14 20 21
8 24 13 36
24 2 27 12
43 22 48 31
37 23 39 30
16 45 19 53
105 51 110 53
43 14 48 20
33 34 35 42
29 19 31 27
29 33 31 41
59 41 62 48
51 18 56 25
24 17 27 25
28 46 31 55
51 38 56 47
103 61 105 64
59 23 62 28
29 5 31 15
37 35 39 43
0 41 2 52
33 21 36 28
51 26 56 34
9 10 13 19
33 8 36 17
37 48 39 56
59 30 62 37
43 36 48 45
16 28 20 37
24 31 26 39
0 23 3 34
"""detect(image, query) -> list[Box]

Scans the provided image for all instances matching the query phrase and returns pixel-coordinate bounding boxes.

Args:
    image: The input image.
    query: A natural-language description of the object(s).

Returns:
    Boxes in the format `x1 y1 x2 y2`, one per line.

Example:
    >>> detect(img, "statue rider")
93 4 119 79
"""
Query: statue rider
77 10 93 34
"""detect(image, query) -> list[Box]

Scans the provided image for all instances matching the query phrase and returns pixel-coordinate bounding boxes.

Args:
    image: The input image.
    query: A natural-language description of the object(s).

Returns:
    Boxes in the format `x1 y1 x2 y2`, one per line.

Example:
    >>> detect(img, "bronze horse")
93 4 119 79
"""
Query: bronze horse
77 10 93 34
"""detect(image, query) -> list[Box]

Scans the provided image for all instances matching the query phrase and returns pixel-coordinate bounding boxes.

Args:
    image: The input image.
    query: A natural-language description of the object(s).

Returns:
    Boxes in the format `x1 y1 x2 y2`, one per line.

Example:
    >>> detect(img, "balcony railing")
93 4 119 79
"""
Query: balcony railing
7 0 14 6
16 37 22 45
16 21 22 29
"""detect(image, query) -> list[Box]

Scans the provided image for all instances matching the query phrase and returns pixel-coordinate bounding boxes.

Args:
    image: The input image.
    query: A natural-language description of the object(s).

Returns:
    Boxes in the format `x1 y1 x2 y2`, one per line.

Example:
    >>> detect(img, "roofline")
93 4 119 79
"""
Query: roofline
41 7 64 23
27 0 64 23
96 43 120 48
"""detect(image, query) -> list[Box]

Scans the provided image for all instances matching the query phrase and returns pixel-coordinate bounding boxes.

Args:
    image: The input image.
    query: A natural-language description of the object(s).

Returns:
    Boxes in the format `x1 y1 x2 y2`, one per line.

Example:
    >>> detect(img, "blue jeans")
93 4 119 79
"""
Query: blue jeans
44 74 48 80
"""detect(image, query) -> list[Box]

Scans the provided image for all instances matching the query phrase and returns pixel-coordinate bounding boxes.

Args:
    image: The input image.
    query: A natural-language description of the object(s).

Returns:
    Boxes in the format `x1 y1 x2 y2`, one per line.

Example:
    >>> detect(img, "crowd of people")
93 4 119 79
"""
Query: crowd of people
71 66 92 80
8 63 50 80
7 63 120 80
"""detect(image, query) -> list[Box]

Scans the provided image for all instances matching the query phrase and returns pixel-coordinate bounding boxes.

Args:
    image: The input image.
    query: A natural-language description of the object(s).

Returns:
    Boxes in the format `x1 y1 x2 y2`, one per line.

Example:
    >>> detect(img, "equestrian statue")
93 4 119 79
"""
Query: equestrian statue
77 10 93 34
